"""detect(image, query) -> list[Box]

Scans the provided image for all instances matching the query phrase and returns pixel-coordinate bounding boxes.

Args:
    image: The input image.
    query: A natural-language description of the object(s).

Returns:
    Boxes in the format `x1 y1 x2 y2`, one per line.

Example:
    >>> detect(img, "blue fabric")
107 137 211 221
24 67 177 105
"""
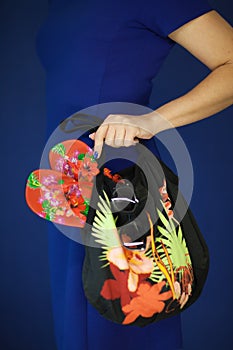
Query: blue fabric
36 1 212 349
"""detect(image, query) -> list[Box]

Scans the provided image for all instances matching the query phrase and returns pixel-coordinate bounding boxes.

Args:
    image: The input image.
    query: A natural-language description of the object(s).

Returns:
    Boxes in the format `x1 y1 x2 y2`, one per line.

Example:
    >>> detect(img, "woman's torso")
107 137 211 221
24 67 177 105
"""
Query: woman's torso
36 0 175 121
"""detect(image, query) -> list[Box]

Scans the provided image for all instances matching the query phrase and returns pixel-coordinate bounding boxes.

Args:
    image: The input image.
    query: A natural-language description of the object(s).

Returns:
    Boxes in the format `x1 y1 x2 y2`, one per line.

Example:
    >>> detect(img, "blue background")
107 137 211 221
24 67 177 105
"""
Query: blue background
0 0 232 349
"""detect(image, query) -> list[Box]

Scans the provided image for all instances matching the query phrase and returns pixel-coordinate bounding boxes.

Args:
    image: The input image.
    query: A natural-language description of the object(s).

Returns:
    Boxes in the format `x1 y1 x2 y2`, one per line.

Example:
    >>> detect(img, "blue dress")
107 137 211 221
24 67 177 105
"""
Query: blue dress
36 1 212 349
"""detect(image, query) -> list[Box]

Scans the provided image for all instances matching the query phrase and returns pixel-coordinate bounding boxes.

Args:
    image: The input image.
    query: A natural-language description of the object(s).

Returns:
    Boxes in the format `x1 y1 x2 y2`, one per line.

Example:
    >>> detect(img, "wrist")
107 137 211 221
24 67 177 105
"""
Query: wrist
145 110 173 135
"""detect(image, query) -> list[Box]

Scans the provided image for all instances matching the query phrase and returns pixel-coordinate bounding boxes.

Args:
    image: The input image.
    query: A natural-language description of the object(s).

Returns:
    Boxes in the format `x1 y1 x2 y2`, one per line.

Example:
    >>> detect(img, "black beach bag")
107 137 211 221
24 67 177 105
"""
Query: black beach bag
81 140 209 327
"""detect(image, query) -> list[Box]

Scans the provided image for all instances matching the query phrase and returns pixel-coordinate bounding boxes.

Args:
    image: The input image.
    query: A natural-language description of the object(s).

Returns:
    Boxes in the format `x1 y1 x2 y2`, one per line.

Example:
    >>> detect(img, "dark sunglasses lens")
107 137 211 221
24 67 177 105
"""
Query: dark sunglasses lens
118 222 147 251
111 197 137 212
111 182 138 212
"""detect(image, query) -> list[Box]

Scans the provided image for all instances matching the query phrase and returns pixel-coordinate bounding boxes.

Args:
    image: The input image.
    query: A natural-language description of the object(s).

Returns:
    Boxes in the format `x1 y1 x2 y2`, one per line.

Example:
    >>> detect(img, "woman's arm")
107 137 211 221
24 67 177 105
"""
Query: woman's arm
90 10 233 158
154 10 233 131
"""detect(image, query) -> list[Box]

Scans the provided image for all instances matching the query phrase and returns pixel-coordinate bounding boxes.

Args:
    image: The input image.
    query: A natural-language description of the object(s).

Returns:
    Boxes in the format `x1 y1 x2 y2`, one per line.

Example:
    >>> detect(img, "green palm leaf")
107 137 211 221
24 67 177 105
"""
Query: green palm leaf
27 172 41 189
147 201 192 283
156 206 191 268
91 190 121 250
51 143 66 157
156 202 173 232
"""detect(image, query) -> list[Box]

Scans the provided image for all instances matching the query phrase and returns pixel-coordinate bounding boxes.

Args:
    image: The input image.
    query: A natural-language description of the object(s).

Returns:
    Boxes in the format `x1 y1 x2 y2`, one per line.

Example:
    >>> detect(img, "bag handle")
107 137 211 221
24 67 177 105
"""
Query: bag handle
59 112 177 185
59 112 141 143
59 112 102 135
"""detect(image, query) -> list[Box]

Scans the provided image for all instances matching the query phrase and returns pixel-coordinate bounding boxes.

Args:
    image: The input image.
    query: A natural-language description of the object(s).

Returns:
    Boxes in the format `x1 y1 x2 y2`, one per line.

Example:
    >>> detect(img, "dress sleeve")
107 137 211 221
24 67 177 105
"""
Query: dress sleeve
140 0 213 38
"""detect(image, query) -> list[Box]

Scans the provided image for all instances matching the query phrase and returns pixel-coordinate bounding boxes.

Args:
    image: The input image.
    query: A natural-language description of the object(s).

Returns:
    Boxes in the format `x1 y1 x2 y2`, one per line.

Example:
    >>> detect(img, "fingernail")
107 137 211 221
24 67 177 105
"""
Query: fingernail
89 133 94 138
93 151 99 159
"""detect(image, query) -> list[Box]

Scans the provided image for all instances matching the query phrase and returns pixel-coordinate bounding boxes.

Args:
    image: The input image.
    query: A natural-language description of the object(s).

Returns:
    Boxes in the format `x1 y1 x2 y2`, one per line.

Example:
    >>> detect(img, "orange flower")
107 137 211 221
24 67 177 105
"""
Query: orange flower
79 156 99 181
103 167 112 179
107 247 154 292
159 178 174 218
122 281 172 325
103 167 122 182
158 179 168 200
112 173 122 182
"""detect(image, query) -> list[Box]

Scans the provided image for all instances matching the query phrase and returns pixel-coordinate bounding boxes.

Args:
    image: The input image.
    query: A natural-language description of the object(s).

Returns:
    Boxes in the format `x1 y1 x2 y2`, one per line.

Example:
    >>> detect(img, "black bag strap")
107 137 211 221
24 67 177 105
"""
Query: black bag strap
59 112 102 134
59 112 176 197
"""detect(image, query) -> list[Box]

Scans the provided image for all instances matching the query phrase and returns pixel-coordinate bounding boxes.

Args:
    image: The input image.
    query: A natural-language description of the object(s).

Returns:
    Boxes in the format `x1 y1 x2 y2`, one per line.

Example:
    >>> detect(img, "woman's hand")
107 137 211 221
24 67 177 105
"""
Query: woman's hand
89 112 162 158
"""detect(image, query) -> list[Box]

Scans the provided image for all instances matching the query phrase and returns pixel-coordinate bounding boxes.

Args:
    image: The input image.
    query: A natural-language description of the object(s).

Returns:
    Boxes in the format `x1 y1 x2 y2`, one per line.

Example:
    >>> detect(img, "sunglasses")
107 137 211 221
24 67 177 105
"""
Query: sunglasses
118 221 149 251
110 181 151 251
110 180 139 213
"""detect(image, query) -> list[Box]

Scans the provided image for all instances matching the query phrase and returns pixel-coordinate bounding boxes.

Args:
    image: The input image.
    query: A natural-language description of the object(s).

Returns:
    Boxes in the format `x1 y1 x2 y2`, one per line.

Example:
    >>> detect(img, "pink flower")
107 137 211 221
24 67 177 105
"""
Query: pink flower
41 175 57 186
55 157 65 171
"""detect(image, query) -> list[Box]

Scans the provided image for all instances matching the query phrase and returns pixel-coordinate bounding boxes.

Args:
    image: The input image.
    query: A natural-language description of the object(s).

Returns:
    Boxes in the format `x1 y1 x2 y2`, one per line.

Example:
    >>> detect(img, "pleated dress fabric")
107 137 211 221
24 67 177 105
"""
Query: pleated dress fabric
35 1 212 349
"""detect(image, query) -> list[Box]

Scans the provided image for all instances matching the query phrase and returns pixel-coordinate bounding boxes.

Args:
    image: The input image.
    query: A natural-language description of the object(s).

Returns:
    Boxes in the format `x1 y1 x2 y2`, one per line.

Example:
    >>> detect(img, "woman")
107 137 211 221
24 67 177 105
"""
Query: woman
36 0 233 349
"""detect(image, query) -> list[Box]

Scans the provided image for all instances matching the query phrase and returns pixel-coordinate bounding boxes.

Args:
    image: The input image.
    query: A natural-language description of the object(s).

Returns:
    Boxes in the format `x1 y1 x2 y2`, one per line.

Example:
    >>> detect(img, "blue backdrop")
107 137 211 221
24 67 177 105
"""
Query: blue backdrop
0 1 232 349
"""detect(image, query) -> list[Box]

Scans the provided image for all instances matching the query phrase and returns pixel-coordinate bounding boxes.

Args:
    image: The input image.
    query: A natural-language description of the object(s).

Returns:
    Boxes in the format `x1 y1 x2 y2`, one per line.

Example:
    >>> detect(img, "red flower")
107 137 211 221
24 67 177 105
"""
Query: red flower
62 159 82 181
100 263 132 308
100 263 152 309
65 193 87 220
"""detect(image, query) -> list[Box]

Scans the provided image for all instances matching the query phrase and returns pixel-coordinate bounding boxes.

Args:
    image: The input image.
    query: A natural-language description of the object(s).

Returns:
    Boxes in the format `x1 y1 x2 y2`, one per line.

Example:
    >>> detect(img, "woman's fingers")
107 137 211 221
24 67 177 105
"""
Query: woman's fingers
89 113 155 158
124 128 139 147
92 124 108 158
92 126 138 157
104 125 116 146
114 127 126 147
